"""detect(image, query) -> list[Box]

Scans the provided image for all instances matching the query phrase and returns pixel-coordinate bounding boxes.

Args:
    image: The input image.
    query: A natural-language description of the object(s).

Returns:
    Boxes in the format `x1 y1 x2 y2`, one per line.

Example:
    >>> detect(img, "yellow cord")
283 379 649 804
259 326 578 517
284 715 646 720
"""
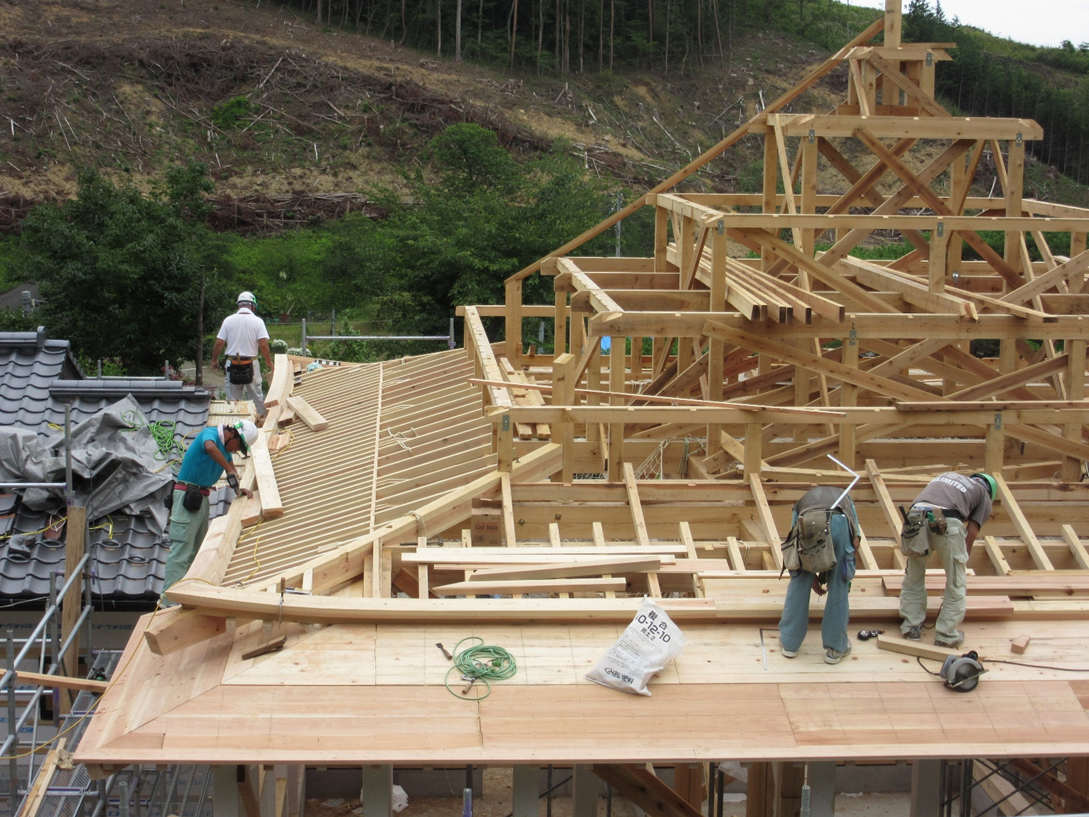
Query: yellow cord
240 519 266 583
0 515 69 542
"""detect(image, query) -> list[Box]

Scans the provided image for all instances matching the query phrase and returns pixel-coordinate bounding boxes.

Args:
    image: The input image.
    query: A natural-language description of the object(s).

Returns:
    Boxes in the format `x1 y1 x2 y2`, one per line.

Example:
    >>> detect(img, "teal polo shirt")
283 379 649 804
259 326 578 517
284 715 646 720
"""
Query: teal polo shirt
176 427 232 488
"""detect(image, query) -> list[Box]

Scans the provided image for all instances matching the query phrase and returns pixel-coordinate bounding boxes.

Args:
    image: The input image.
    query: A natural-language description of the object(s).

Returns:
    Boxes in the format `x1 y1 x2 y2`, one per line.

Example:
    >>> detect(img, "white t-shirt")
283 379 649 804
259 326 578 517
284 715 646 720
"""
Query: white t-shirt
216 307 270 358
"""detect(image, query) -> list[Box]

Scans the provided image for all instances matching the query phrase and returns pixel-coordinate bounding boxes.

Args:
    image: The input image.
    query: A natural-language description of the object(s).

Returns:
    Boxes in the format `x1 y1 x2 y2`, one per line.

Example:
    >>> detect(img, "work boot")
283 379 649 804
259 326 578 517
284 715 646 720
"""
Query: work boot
825 643 852 665
903 626 921 640
935 630 965 649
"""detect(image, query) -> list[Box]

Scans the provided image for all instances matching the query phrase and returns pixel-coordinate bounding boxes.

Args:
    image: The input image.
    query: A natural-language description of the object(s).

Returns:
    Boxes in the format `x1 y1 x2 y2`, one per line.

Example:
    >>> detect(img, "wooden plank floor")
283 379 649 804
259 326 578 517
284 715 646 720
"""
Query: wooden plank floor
76 615 1089 770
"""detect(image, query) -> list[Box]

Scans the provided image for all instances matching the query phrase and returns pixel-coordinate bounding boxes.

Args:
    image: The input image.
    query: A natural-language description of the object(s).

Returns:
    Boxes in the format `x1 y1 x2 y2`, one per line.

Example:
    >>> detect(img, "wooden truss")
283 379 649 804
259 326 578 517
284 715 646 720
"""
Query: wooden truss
77 2 1089 808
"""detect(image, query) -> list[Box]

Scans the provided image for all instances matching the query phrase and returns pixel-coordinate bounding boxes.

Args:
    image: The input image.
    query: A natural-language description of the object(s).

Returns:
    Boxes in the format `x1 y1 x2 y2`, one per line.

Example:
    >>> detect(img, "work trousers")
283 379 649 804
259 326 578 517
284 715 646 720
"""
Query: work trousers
225 362 266 418
899 517 968 643
778 514 856 654
161 492 210 606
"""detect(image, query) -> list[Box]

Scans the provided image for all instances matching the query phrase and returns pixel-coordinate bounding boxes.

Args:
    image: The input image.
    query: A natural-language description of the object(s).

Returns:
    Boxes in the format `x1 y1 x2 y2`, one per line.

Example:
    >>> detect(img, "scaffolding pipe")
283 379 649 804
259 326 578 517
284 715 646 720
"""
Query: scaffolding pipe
65 403 73 501
0 552 91 712
6 629 18 808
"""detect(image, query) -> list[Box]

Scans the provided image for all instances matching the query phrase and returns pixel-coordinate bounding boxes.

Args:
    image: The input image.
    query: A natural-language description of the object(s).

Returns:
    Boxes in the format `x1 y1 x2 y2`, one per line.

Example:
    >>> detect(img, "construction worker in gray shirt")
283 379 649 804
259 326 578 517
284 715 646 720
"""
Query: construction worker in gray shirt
899 472 996 648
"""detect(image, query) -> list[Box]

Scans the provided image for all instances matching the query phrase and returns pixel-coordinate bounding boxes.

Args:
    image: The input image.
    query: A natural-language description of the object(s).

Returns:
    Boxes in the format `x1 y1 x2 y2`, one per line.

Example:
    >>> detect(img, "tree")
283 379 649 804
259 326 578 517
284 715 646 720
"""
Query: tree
363 123 642 347
16 164 220 375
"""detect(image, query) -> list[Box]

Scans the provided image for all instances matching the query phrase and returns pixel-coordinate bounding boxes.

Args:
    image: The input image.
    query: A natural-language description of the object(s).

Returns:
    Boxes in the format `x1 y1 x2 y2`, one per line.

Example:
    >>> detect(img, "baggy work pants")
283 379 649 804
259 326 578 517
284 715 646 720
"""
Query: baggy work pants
226 362 266 417
899 517 968 643
161 492 210 605
778 514 856 654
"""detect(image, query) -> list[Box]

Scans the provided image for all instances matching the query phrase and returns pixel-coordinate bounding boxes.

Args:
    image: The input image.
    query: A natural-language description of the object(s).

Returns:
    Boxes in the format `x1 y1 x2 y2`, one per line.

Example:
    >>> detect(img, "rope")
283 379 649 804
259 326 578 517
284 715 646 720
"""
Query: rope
443 637 517 700
120 410 187 464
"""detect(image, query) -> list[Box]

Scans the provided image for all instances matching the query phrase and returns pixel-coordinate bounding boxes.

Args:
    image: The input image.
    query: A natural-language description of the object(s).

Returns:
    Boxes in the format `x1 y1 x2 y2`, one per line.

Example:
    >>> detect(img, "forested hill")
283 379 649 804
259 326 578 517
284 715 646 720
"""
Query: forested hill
2 0 1088 376
2 0 1088 217
904 2 1089 188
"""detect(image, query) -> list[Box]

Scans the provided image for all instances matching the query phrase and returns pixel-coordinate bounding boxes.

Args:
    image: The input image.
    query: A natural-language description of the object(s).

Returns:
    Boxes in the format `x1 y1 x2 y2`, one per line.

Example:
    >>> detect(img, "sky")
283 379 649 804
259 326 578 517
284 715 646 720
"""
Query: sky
846 0 1087 48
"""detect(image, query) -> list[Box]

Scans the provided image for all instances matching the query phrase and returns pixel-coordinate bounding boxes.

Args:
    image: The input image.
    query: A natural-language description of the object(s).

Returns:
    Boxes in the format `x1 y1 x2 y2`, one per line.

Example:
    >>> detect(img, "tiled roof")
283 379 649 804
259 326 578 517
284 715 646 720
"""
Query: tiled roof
0 487 232 601
47 380 211 440
0 328 83 427
0 331 218 601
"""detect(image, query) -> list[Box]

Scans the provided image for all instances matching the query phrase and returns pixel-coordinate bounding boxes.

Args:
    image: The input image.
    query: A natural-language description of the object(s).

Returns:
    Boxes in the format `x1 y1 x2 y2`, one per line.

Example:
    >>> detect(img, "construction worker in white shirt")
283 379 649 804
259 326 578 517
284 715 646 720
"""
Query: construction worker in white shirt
211 291 275 422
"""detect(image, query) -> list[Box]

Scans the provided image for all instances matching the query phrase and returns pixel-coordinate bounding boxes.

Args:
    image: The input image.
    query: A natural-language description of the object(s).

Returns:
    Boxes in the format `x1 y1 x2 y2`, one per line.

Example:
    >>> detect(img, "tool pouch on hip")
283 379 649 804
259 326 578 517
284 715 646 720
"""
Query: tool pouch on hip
182 486 205 512
781 508 837 576
228 359 254 385
780 533 802 573
926 507 948 535
796 508 838 574
900 508 931 556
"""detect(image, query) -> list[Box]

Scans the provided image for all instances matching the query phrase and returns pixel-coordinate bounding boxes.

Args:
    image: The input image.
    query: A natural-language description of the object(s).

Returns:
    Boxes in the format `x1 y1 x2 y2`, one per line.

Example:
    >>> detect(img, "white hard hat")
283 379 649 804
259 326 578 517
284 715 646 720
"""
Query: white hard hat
231 419 260 455
237 291 256 305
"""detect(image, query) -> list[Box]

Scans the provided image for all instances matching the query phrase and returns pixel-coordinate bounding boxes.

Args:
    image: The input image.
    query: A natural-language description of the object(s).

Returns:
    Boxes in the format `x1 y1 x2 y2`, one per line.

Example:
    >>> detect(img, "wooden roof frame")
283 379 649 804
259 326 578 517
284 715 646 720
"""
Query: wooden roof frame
76 2 1089 801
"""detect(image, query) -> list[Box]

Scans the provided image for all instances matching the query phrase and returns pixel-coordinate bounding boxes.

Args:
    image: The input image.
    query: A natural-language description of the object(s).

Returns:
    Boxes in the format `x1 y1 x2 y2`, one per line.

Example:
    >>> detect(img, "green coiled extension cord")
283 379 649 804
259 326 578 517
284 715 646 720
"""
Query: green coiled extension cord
122 410 187 464
444 637 517 700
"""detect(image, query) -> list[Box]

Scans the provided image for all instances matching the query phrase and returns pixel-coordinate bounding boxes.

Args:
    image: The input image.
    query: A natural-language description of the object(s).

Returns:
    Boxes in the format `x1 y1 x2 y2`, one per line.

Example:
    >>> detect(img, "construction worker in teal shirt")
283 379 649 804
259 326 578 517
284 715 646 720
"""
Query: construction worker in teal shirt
161 421 258 605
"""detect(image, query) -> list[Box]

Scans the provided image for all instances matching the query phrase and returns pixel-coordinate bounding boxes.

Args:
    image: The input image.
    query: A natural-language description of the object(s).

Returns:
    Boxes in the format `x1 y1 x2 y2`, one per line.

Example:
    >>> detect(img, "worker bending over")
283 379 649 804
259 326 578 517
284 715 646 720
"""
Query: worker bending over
161 421 257 605
779 486 861 665
212 291 275 423
899 472 995 648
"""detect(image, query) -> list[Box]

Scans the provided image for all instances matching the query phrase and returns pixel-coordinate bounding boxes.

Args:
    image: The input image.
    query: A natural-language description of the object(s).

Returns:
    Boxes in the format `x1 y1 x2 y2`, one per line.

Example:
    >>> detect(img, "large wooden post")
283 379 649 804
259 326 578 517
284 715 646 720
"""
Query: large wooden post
910 760 941 817
60 504 86 715
1064 339 1086 481
708 221 726 454
362 765 393 817
806 762 836 817
1064 758 1089 813
554 353 577 482
572 765 598 817
505 278 523 368
838 333 859 468
608 339 626 481
884 0 902 49
512 766 539 817
654 200 670 273
212 766 241 817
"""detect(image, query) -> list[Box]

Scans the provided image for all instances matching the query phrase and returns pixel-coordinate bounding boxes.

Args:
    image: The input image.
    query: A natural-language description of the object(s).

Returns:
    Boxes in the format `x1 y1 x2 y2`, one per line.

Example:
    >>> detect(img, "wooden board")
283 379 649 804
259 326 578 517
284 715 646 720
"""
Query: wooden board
74 619 1089 772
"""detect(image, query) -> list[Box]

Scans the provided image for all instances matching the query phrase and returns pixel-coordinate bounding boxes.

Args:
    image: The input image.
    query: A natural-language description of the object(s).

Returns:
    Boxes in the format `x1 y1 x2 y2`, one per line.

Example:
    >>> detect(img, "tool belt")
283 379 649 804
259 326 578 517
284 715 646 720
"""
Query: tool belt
227 355 254 385
174 483 210 495
900 507 931 556
174 482 210 512
780 507 840 576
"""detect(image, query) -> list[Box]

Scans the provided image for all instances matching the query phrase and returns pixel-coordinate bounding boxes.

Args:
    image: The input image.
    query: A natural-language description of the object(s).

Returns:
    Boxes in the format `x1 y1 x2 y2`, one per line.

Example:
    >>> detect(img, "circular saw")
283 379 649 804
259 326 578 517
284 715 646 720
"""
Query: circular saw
940 650 986 692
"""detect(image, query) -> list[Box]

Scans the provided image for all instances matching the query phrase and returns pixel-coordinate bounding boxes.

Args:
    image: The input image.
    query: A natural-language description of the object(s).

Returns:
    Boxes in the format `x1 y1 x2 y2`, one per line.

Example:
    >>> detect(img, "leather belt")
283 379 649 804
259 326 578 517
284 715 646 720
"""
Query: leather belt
174 483 210 495
913 504 964 521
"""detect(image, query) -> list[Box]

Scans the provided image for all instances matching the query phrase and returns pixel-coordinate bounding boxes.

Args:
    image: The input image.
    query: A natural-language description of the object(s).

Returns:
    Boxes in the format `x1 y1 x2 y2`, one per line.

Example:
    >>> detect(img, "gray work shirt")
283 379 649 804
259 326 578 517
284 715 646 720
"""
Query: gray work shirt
913 472 992 528
794 486 859 538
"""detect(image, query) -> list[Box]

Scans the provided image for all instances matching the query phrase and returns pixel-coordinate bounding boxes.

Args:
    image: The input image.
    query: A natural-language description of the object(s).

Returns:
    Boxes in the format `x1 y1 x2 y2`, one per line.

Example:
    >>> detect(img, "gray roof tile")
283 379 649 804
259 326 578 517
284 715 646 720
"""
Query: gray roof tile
0 331 221 601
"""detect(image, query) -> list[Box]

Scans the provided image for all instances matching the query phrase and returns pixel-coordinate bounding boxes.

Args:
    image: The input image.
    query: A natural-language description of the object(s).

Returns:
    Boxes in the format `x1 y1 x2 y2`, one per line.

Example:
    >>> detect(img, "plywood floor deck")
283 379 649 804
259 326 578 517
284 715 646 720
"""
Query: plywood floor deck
77 615 1089 771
